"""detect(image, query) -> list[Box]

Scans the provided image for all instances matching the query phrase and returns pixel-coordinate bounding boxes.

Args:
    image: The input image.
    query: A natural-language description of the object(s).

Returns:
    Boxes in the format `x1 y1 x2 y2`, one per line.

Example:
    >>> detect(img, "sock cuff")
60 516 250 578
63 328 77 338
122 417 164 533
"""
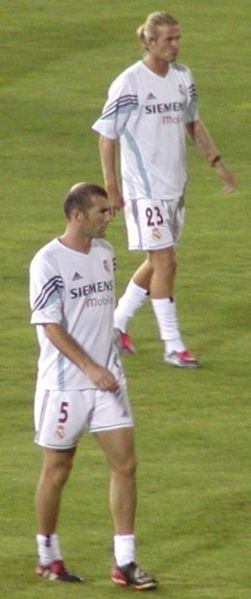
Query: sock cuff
129 279 148 297
151 297 175 304
151 297 176 311
36 533 58 546
114 533 135 541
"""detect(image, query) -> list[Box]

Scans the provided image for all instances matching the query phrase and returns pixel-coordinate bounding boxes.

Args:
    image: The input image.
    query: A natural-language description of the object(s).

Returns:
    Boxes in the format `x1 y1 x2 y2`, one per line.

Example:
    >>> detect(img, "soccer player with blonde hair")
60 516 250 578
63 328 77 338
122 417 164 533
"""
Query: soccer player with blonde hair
93 11 237 367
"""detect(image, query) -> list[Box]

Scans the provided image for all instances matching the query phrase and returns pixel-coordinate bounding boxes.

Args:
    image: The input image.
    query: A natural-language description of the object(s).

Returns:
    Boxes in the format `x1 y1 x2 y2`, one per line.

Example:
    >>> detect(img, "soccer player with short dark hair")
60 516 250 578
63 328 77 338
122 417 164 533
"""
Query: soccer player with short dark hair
29 182 157 590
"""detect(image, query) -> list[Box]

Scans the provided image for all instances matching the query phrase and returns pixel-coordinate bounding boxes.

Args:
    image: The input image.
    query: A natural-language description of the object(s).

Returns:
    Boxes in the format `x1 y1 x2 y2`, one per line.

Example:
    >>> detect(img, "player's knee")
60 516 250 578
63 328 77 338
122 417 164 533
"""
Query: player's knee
126 454 138 476
44 459 73 489
113 453 138 478
150 251 177 280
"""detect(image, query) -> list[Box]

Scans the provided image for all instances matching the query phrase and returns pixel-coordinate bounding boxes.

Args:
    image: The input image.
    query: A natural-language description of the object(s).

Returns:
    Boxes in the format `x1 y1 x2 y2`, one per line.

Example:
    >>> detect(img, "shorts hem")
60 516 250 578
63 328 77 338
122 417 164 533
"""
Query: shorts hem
129 241 175 251
35 439 77 450
90 422 134 434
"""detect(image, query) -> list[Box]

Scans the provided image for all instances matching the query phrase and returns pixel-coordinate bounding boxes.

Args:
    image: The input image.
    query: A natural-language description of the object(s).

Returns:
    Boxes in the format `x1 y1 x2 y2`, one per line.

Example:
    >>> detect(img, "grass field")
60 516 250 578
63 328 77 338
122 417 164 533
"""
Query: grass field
0 1 250 598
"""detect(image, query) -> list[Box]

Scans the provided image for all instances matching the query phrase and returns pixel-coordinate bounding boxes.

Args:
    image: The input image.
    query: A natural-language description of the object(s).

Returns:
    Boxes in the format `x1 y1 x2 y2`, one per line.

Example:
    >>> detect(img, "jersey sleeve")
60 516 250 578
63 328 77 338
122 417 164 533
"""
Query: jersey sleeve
183 67 199 124
29 252 64 325
92 70 138 139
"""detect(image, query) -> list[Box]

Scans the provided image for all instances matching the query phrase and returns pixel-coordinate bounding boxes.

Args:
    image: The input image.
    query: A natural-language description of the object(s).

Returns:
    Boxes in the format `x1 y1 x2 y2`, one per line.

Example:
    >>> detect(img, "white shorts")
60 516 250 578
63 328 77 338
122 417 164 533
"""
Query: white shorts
124 197 185 251
34 379 134 450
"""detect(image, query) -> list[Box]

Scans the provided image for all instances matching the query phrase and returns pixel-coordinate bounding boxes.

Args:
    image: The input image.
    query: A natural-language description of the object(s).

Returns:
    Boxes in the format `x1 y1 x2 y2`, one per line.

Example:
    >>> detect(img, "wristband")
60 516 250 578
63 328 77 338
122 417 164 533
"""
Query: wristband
211 155 221 167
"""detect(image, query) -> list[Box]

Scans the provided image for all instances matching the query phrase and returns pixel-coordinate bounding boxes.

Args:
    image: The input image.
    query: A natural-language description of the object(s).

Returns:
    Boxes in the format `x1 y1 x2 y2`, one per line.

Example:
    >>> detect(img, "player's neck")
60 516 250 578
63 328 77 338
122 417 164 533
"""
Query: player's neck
58 233 91 254
143 56 169 77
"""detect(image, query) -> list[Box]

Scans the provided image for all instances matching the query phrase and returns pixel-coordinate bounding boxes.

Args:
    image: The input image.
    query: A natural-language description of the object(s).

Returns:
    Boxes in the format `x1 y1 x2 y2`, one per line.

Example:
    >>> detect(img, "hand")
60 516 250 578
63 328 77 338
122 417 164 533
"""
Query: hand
112 189 124 212
86 362 119 392
215 160 238 194
107 184 124 215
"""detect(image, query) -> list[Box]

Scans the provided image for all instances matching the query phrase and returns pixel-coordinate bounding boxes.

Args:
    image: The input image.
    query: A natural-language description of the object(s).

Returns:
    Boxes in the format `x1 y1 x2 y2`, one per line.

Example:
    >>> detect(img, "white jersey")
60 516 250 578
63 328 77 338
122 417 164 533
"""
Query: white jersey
92 60 199 200
30 238 117 390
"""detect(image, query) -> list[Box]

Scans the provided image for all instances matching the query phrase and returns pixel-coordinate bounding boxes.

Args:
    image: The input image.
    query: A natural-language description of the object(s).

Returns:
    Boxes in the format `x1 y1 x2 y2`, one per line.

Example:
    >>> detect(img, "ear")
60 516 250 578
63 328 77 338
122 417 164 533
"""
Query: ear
75 208 86 222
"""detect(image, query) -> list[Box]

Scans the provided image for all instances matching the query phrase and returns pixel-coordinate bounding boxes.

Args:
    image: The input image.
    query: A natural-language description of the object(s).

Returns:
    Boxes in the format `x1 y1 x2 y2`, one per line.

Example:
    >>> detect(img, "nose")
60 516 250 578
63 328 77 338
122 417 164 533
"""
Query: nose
106 208 113 221
102 211 112 227
171 39 179 51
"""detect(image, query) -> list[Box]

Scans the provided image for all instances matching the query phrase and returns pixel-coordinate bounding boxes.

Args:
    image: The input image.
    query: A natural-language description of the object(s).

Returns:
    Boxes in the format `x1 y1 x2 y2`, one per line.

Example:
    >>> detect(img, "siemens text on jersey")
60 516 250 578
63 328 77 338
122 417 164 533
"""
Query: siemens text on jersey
145 101 185 114
70 279 113 299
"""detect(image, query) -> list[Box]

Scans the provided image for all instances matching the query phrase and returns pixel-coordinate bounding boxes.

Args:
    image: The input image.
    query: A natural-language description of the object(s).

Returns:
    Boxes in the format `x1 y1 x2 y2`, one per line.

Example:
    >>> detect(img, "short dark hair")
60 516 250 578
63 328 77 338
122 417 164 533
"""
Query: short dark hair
64 182 108 219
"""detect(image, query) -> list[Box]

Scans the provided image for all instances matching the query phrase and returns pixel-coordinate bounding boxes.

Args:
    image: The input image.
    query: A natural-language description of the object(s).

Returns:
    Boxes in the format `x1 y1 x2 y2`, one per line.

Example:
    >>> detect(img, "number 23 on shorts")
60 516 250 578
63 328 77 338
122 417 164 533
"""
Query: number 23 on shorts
145 206 164 227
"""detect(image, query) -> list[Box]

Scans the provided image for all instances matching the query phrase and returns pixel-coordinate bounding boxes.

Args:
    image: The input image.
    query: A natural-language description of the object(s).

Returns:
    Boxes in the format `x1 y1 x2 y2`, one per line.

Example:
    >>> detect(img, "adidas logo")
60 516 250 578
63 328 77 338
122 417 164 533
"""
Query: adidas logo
146 92 157 100
72 272 83 281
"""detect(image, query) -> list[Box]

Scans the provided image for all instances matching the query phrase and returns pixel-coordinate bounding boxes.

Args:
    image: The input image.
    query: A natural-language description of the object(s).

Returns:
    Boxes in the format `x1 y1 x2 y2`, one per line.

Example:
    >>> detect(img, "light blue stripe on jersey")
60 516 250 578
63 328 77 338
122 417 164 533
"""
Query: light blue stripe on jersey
57 314 68 389
123 128 152 198
101 95 138 120
57 353 65 389
33 276 64 311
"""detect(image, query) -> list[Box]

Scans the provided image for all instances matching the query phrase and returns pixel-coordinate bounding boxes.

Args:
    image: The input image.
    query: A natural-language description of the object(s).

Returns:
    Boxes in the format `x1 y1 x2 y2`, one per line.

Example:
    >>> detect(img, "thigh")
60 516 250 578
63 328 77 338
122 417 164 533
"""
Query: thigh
94 426 136 471
34 388 93 449
124 198 180 251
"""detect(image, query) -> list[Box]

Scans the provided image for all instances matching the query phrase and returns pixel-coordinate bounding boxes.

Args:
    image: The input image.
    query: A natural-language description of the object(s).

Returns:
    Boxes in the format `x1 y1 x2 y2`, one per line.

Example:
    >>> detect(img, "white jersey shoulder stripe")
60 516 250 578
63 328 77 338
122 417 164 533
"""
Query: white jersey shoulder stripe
101 94 138 120
33 275 64 311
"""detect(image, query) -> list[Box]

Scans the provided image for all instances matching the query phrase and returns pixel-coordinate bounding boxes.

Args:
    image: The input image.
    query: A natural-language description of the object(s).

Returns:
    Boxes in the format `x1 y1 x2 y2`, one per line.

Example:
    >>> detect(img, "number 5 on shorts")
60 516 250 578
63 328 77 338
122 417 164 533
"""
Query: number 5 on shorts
58 401 69 424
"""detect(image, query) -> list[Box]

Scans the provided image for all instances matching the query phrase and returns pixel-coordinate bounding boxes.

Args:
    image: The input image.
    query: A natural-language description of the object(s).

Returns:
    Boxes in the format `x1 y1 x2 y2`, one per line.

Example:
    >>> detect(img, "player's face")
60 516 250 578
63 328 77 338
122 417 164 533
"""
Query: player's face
148 24 181 62
81 194 112 238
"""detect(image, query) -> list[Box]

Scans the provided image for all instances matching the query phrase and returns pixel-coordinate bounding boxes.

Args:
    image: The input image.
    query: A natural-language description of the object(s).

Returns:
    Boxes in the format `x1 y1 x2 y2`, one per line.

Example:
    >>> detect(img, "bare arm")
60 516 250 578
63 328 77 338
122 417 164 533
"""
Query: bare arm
99 135 124 211
186 119 237 193
43 323 118 392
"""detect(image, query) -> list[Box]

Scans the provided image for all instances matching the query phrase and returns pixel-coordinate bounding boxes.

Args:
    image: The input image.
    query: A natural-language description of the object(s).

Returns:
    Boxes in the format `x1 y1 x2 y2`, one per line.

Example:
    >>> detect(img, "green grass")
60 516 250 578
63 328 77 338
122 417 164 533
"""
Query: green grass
1 1 251 598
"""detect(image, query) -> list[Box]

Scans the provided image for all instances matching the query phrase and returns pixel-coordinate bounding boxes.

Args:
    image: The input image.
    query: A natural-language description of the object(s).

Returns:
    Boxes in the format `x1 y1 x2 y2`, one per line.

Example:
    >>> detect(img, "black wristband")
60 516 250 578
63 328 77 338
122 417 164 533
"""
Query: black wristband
211 155 221 167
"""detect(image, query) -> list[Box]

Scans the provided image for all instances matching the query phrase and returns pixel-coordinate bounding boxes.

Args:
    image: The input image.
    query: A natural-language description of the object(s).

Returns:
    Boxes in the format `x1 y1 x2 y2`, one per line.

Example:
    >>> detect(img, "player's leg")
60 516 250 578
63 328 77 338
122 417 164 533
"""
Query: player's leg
149 246 198 366
36 446 75 535
94 427 157 590
35 447 84 581
114 197 178 352
114 260 152 353
149 244 183 348
147 195 198 366
132 259 153 290
95 427 137 535
117 197 198 366
149 244 176 297
114 198 154 353
34 389 86 582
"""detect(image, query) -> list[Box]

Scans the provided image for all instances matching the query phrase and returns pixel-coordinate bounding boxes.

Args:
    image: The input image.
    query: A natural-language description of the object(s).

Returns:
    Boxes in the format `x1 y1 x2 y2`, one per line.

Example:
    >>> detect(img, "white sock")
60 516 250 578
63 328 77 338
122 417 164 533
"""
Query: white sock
114 280 147 333
36 533 63 566
151 297 185 354
114 534 136 567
